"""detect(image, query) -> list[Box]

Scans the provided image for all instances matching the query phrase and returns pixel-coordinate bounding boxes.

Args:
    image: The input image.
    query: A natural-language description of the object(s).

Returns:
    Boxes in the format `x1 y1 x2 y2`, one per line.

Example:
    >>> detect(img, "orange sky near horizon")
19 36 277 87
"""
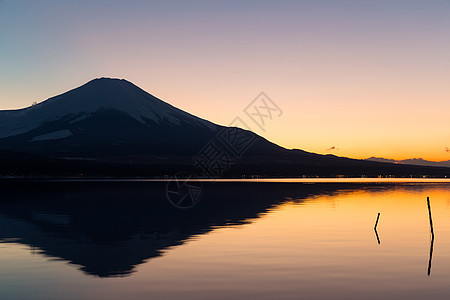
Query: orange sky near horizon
0 1 449 162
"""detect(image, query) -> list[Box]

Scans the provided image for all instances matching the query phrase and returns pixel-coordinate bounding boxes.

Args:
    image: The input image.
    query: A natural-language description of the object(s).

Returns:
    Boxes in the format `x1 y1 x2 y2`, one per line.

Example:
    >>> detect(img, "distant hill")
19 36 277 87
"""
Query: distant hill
366 157 450 168
0 78 449 177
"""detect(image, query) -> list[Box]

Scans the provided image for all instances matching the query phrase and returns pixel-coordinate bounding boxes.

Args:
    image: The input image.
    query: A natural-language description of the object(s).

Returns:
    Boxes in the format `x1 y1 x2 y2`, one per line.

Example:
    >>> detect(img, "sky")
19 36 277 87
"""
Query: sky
1 0 449 161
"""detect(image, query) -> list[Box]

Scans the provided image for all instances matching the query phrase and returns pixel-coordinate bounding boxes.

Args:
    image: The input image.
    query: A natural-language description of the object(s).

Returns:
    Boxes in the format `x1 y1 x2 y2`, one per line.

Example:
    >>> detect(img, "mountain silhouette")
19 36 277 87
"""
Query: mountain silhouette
366 157 450 168
0 78 221 157
0 78 449 177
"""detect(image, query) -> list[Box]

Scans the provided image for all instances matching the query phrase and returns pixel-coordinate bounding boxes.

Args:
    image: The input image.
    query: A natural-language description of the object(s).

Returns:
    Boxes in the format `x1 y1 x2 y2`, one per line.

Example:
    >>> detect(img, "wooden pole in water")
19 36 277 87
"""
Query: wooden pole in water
427 197 434 238
373 212 381 244
374 212 380 230
427 197 435 276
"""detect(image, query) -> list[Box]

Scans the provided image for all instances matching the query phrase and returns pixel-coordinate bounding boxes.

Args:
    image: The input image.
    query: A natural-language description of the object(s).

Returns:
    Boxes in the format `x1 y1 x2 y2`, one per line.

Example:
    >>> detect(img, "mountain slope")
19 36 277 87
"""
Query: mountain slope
0 78 215 138
0 78 223 158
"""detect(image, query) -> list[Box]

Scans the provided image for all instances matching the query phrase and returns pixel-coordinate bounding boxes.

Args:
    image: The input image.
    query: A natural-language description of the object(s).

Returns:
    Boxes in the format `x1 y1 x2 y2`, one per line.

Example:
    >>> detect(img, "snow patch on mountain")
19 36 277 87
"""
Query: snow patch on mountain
31 130 73 142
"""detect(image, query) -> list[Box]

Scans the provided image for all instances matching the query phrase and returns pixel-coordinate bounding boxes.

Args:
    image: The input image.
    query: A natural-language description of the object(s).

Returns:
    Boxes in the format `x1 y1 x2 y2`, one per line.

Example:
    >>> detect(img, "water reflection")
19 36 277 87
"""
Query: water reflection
428 234 434 276
374 228 381 244
374 212 381 244
0 181 447 279
0 181 345 277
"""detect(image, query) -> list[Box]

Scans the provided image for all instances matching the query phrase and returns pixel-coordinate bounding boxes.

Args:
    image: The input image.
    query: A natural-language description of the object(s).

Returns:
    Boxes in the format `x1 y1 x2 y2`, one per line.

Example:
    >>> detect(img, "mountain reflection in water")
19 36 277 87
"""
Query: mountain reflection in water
0 181 447 279
0 181 381 277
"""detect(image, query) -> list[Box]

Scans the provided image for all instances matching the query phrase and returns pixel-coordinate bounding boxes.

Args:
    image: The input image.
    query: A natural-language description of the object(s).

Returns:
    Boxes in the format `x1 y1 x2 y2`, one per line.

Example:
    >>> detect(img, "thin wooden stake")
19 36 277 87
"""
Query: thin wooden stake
374 212 381 244
427 197 435 276
427 197 434 238
374 212 380 230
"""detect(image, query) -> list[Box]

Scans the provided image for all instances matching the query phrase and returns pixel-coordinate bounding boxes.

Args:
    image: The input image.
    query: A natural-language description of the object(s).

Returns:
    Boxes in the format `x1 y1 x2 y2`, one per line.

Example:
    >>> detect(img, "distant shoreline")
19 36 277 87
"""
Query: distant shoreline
1 177 450 183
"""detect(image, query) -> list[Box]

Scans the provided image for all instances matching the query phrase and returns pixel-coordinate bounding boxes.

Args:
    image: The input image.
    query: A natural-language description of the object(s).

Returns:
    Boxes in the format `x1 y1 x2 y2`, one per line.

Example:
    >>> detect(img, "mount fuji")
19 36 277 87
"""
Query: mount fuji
0 78 449 177
0 78 225 158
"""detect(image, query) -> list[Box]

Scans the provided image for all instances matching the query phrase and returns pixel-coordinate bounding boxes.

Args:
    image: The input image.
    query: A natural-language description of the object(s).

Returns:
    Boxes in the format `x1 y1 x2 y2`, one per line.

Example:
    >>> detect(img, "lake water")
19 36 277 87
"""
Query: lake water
1 180 450 299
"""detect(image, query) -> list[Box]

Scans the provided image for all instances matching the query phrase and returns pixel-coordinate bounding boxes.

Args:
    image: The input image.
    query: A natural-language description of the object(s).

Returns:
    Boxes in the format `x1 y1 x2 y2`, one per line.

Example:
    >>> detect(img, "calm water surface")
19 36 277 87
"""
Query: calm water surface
1 180 450 299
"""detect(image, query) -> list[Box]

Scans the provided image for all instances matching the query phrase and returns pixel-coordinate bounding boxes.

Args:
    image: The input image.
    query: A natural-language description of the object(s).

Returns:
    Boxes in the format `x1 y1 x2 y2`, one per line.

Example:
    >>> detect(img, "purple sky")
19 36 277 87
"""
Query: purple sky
1 0 449 160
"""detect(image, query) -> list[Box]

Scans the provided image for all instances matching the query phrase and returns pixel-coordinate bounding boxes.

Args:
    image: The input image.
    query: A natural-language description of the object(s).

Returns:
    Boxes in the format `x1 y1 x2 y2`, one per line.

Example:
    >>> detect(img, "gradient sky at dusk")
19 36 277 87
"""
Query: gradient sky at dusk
1 0 449 161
